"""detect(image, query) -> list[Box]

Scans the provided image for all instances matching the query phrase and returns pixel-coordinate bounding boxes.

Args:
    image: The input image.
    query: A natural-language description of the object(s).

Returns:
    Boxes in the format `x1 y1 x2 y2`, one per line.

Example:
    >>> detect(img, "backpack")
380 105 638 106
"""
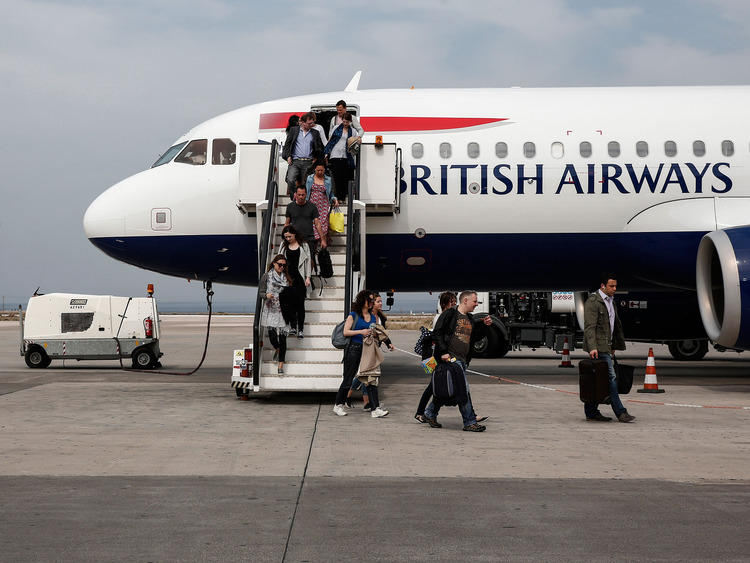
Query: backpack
317 248 334 279
332 312 359 350
414 326 434 360
431 362 467 407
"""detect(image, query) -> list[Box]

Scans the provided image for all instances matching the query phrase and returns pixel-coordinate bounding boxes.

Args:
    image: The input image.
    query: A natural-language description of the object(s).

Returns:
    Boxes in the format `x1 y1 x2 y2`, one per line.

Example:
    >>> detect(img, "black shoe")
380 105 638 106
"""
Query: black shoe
587 414 613 422
364 403 372 412
618 412 636 423
414 413 427 424
425 417 442 428
476 415 489 423
463 423 486 432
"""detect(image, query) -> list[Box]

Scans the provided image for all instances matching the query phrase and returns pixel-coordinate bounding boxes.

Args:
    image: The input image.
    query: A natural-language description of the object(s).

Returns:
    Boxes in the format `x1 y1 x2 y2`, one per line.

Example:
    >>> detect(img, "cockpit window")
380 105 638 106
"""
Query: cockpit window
175 139 208 165
151 141 188 168
212 138 236 165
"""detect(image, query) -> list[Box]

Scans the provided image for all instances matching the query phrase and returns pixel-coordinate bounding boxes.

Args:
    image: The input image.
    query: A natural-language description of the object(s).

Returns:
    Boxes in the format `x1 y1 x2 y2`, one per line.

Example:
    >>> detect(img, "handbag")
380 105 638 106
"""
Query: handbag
329 209 344 233
614 359 634 395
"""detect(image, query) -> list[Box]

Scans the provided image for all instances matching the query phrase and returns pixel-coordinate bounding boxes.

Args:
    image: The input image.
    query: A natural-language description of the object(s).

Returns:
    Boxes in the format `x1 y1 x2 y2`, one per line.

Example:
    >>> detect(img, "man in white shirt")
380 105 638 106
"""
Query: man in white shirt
328 100 364 137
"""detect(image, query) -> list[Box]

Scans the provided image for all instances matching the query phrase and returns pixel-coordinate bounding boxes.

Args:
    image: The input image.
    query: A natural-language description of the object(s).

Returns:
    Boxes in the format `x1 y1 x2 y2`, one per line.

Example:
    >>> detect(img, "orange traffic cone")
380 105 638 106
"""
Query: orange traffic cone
637 347 665 393
559 337 574 368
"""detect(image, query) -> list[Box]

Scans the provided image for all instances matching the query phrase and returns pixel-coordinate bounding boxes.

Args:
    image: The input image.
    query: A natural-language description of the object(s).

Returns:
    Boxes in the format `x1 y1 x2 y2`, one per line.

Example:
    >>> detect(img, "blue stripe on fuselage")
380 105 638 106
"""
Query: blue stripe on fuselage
89 231 705 291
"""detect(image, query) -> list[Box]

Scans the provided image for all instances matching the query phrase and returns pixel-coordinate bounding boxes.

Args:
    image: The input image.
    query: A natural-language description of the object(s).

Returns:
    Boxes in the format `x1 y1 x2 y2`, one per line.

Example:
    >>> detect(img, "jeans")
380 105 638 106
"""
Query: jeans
584 353 626 418
335 342 361 405
424 360 477 427
287 158 313 195
267 328 286 362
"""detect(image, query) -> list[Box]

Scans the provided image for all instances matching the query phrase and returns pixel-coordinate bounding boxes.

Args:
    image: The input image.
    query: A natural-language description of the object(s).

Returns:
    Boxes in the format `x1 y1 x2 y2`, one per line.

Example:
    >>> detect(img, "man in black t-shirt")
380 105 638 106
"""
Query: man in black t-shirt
425 291 493 432
284 185 326 265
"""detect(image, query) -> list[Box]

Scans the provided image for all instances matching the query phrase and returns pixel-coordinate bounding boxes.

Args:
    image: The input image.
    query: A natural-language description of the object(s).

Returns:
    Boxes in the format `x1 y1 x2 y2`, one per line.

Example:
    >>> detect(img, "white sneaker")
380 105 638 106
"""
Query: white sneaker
371 407 389 418
333 404 348 416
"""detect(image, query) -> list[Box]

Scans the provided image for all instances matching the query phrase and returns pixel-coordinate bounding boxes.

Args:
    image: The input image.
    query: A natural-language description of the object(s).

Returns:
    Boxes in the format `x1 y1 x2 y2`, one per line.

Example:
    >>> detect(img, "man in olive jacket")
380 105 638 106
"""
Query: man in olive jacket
582 273 636 423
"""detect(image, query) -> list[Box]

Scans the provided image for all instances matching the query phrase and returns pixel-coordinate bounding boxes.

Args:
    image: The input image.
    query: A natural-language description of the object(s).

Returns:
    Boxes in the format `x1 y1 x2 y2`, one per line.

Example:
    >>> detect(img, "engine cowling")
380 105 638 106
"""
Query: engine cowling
696 228 750 349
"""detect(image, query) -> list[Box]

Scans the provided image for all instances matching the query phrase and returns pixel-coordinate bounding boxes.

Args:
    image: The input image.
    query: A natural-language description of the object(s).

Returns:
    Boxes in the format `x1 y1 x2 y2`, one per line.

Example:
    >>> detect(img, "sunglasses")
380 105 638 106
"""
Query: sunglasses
275 263 287 268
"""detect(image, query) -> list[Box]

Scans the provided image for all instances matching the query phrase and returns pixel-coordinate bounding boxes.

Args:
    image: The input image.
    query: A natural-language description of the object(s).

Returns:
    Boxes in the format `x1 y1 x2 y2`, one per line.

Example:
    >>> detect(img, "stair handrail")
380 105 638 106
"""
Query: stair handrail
343 152 363 315
252 140 280 389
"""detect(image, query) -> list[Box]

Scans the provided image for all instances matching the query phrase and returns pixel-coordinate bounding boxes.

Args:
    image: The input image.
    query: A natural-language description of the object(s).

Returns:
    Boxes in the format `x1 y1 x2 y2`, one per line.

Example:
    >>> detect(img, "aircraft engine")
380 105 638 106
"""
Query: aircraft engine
696 228 750 349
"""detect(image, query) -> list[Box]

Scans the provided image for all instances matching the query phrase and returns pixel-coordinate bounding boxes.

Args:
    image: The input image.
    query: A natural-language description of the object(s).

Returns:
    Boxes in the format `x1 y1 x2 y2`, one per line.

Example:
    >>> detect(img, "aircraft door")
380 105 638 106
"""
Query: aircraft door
358 143 401 213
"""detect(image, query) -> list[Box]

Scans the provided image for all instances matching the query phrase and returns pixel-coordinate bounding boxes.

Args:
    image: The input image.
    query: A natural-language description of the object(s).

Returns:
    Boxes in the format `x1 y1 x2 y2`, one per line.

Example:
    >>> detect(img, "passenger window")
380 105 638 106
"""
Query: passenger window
411 143 424 159
636 141 649 157
212 138 236 165
467 142 480 158
175 139 208 165
523 142 536 158
495 142 508 158
693 141 706 157
439 142 452 159
579 142 592 158
551 142 564 159
722 140 734 157
664 141 677 157
608 141 620 158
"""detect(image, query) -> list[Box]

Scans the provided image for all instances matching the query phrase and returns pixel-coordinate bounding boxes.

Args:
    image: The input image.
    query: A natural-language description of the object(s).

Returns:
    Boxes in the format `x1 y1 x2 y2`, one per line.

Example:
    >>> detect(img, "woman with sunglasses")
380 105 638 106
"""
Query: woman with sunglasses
259 254 293 374
333 290 388 418
280 225 312 338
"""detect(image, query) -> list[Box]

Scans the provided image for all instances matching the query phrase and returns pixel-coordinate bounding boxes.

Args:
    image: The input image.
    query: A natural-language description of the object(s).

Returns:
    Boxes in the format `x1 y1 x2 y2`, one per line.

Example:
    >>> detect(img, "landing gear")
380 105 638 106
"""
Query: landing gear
668 339 709 361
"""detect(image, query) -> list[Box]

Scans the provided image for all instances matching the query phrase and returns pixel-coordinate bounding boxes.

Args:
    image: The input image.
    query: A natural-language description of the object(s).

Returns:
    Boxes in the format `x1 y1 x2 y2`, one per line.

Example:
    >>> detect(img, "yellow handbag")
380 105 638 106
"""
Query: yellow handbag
329 210 344 233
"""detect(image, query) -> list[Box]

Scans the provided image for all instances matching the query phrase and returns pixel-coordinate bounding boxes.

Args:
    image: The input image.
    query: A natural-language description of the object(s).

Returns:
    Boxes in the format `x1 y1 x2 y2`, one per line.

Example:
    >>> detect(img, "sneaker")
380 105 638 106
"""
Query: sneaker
424 417 442 428
333 404 347 416
363 403 372 412
618 412 636 423
297 331 304 339
289 328 297 335
463 423 486 432
371 407 389 418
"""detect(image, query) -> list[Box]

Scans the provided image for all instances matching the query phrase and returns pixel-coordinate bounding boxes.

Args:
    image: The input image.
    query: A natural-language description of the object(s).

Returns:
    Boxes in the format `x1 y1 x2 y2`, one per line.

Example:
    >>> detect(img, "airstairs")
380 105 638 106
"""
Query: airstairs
232 139 401 394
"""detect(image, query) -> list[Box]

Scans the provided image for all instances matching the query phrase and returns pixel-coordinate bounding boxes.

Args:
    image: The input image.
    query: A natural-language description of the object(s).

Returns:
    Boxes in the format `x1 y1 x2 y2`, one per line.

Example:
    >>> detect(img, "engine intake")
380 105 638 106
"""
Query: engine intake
696 228 750 349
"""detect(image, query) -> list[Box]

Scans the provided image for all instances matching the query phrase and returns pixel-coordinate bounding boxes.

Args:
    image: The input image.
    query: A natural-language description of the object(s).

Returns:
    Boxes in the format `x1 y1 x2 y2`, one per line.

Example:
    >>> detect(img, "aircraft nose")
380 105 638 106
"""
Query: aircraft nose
84 183 127 259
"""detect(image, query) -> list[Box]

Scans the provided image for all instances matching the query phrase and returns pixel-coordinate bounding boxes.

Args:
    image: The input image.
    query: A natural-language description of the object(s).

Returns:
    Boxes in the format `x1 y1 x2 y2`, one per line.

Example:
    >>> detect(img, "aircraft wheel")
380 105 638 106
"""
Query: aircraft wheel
131 348 157 369
25 347 51 369
473 324 500 358
668 339 709 361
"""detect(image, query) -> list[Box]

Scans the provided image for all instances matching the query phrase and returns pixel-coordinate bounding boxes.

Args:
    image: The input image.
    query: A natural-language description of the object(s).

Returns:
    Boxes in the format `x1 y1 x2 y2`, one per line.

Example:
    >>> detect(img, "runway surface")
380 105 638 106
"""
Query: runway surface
2 316 750 562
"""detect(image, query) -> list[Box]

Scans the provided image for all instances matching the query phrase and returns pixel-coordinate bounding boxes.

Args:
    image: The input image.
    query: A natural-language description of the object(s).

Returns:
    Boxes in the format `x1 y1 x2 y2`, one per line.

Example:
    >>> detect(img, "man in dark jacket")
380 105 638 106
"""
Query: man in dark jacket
424 291 492 432
281 112 324 197
582 273 635 423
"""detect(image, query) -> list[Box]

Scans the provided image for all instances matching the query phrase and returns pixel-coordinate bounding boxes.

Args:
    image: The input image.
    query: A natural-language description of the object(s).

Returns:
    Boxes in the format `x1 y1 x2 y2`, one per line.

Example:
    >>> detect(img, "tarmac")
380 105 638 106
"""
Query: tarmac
2 315 750 562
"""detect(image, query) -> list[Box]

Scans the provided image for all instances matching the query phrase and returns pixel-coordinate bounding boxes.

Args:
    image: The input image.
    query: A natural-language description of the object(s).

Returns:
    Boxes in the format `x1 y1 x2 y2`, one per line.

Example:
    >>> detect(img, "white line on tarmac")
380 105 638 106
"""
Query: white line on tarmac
393 347 750 411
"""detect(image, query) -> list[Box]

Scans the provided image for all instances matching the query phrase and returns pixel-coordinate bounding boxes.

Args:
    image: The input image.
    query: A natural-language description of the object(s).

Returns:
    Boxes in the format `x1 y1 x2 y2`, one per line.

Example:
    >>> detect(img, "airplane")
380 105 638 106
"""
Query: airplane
83 73 750 361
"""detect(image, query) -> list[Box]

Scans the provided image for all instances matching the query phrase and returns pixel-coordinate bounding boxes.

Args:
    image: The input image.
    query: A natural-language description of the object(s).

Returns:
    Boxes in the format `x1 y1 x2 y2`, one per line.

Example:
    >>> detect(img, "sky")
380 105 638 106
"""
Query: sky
3 0 750 311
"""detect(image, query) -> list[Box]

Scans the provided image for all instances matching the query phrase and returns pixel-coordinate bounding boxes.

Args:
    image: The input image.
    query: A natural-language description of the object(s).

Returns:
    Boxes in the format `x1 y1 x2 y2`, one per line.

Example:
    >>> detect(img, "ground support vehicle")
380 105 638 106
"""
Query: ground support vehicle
19 293 162 369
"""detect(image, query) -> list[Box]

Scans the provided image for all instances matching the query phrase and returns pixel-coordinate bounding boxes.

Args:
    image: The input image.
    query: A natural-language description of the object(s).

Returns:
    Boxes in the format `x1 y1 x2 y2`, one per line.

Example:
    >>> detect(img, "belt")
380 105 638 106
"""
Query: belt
293 157 312 161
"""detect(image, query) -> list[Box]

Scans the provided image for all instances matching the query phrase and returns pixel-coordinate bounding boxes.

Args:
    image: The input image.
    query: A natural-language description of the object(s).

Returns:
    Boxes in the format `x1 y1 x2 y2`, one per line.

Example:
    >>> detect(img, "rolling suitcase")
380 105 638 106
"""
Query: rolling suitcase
578 358 610 404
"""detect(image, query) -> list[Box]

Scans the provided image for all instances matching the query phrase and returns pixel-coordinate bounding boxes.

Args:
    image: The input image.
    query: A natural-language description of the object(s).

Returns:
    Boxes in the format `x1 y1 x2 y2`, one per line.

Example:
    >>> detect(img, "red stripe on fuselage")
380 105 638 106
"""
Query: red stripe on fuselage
258 113 507 131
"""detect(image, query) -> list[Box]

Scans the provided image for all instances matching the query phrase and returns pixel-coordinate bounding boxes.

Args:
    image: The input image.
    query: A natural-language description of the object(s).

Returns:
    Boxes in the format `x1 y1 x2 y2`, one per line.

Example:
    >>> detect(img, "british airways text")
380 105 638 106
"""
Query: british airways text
401 162 732 195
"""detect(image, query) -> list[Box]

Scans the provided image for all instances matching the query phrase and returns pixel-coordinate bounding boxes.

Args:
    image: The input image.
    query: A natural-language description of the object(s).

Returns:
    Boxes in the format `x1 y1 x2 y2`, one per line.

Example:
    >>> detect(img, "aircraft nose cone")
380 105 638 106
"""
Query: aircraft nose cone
84 184 127 259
